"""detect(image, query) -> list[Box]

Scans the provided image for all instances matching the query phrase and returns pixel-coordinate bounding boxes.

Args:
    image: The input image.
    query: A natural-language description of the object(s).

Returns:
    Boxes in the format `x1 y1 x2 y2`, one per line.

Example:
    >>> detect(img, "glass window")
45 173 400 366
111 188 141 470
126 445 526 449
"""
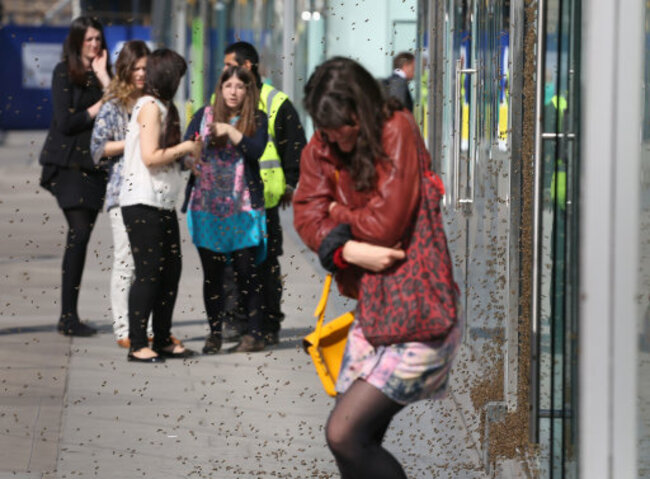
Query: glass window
537 0 580 477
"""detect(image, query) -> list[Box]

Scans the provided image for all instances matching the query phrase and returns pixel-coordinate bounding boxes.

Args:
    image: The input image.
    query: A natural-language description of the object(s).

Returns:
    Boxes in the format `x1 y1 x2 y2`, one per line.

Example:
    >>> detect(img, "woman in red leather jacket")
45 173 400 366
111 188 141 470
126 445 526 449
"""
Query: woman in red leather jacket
293 57 461 479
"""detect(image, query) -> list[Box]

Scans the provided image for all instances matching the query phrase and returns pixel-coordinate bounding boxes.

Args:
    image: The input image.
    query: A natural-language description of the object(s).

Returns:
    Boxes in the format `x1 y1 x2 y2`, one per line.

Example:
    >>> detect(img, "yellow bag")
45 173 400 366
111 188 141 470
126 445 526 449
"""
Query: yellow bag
303 274 355 397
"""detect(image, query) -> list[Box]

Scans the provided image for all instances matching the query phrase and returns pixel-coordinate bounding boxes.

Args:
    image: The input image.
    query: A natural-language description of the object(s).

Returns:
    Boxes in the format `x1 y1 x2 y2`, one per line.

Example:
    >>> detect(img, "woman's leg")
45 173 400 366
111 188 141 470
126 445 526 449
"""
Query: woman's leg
325 379 407 479
122 205 162 352
59 207 99 334
197 247 228 336
231 247 264 341
109 207 132 341
150 210 182 351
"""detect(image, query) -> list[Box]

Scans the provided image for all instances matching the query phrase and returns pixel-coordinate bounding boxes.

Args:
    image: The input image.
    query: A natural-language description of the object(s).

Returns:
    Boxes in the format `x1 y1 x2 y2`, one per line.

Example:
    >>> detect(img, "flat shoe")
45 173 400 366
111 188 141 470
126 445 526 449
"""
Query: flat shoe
155 347 196 359
57 320 97 337
127 353 165 363
148 335 183 345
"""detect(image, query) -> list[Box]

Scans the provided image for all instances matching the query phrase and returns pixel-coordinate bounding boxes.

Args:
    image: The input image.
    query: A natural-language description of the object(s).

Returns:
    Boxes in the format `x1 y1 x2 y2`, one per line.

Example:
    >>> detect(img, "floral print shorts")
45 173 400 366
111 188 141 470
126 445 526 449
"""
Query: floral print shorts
335 320 462 405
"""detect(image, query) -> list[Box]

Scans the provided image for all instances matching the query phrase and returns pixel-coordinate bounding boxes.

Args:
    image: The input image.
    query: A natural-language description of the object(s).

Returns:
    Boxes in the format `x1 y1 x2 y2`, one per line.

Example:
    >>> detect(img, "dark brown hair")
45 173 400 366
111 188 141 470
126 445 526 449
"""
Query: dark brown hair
304 57 399 191
143 49 187 148
63 16 111 86
104 40 150 106
393 52 415 70
224 41 262 87
211 65 259 147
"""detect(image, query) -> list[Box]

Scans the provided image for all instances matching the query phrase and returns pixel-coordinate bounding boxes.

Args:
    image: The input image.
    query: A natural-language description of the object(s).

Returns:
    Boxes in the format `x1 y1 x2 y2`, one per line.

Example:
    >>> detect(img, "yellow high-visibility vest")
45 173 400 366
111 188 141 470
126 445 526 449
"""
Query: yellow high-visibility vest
259 83 288 208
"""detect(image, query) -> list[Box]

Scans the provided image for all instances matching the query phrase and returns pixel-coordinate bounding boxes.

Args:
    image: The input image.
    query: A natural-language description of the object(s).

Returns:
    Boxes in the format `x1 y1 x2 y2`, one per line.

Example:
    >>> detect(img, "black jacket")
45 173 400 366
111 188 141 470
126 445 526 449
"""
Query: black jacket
271 99 306 189
39 61 103 170
384 73 413 112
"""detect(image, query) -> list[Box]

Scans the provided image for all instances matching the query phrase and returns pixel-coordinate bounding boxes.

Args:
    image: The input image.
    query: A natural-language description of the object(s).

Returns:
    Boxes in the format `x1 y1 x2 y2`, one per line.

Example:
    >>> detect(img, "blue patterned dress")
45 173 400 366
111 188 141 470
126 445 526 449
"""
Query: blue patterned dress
186 106 267 261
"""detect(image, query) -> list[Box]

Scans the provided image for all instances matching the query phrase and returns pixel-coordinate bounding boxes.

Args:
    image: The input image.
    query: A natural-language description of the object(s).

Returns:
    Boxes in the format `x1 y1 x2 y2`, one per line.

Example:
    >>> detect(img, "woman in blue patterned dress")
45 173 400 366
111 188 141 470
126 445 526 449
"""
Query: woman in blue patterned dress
183 66 268 354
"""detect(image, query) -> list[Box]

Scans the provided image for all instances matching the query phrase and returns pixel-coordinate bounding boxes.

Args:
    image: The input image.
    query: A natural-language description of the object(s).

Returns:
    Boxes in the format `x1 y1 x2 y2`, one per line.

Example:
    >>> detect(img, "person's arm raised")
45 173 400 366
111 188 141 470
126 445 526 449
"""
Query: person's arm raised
138 101 201 167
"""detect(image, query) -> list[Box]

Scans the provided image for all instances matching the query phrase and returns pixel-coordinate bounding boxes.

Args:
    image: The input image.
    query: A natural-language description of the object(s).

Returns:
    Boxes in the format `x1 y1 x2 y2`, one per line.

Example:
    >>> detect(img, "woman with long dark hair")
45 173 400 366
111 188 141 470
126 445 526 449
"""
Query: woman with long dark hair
293 57 461 478
183 65 268 354
39 16 112 336
91 40 166 349
119 49 202 363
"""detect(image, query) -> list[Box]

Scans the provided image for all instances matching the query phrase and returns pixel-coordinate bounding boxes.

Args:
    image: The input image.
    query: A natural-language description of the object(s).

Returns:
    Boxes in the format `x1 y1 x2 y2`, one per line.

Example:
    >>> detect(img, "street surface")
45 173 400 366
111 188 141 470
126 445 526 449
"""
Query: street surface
0 131 487 478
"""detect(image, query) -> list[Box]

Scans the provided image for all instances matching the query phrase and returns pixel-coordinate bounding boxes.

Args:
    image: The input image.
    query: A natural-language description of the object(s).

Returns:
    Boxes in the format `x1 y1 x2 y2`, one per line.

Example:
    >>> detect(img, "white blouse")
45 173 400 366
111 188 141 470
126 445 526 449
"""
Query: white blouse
119 96 183 211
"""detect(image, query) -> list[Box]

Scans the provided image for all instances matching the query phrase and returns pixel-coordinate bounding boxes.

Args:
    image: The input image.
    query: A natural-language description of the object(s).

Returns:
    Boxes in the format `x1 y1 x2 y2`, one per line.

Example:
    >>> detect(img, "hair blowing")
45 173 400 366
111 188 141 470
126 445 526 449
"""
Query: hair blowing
304 57 400 191
63 16 112 86
143 49 187 149
104 40 150 106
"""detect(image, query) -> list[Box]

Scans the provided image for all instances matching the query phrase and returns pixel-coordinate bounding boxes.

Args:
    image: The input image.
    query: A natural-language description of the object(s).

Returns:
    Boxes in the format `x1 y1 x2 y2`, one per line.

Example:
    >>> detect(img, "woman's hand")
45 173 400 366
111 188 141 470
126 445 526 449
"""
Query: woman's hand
341 240 405 272
210 122 230 137
184 156 205 176
210 122 243 145
87 99 104 119
187 138 203 159
91 49 111 89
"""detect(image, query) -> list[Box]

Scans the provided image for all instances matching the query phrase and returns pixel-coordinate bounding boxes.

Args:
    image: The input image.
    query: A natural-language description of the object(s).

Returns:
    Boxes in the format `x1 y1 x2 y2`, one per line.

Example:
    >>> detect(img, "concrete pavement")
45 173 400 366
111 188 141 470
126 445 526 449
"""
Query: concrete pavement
0 131 487 478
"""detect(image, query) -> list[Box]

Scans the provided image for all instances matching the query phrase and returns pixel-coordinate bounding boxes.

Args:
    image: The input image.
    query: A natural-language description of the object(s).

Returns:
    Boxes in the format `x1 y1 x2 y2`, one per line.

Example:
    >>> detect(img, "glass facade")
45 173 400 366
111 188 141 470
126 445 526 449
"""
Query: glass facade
536 0 580 477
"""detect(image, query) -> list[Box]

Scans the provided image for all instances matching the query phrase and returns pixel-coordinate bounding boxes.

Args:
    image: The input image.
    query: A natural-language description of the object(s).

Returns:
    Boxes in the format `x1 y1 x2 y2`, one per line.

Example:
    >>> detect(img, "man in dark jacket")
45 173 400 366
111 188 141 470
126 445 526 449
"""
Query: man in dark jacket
384 52 415 112
223 41 306 345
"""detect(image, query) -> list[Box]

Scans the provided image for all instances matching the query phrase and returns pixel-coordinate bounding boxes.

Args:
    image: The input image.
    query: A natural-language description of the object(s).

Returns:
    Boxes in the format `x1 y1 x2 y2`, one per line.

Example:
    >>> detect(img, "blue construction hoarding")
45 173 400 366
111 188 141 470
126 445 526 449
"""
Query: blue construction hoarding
0 24 151 130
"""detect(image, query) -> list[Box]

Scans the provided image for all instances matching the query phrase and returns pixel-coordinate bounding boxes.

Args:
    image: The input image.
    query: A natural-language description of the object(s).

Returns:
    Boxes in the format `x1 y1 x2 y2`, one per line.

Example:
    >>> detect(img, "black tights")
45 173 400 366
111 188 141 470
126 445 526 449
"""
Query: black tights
198 247 263 340
325 379 407 479
122 205 182 352
60 208 99 322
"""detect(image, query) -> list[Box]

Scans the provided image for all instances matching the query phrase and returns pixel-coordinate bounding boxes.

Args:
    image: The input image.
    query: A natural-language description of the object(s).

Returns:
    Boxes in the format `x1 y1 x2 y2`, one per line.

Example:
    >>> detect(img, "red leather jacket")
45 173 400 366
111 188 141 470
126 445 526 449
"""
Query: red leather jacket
293 110 423 298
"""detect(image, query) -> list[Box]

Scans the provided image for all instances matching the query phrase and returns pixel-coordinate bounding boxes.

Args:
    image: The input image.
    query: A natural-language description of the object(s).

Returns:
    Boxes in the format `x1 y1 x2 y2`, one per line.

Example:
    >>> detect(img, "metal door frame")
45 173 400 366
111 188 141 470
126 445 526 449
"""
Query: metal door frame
580 0 643 477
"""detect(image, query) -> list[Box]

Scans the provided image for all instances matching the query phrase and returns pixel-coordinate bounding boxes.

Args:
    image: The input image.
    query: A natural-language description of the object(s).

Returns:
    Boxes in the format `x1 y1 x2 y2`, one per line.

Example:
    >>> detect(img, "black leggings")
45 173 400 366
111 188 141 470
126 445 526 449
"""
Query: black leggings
60 208 99 322
198 246 263 340
122 205 182 351
325 379 407 479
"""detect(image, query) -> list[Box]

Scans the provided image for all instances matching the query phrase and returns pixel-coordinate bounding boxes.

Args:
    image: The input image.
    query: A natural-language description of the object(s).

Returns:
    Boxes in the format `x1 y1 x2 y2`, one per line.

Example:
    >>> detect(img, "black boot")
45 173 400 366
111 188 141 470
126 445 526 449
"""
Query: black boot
202 333 222 354
57 317 97 337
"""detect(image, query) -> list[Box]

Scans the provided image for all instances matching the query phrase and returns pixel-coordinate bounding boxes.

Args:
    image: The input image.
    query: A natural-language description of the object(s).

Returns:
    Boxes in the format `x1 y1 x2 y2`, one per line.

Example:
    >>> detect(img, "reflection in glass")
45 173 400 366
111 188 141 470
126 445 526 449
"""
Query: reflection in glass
537 0 579 477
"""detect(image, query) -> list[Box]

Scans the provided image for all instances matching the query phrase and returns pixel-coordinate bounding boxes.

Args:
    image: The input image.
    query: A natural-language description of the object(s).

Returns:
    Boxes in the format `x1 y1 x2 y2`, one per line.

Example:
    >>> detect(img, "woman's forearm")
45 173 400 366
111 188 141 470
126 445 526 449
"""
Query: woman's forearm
87 100 103 119
341 240 405 273
226 124 243 145
141 141 193 167
102 140 125 158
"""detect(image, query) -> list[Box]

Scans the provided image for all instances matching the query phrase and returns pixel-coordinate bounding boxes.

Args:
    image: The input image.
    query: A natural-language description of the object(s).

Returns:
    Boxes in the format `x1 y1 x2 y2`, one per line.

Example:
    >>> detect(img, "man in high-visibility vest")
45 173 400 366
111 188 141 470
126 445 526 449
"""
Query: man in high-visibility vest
223 42 306 346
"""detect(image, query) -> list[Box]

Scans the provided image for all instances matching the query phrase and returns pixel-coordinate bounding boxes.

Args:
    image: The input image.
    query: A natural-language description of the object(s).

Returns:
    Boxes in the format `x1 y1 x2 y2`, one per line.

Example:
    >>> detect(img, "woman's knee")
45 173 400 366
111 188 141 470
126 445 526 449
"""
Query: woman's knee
325 411 355 457
67 224 92 247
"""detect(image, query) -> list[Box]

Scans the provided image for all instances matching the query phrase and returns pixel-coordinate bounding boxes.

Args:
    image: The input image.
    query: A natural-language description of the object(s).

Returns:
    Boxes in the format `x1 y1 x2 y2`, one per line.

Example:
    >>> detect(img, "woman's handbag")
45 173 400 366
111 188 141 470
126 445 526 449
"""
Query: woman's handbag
303 274 354 397
357 118 459 347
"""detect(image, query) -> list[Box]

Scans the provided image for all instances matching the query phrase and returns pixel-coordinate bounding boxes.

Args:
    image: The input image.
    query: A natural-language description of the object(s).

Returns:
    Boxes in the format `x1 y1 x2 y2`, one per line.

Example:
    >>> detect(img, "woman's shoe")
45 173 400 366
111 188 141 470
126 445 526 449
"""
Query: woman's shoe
264 331 280 346
127 353 165 363
57 319 97 337
202 334 222 355
154 346 196 359
117 338 130 349
148 335 182 345
227 334 265 353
